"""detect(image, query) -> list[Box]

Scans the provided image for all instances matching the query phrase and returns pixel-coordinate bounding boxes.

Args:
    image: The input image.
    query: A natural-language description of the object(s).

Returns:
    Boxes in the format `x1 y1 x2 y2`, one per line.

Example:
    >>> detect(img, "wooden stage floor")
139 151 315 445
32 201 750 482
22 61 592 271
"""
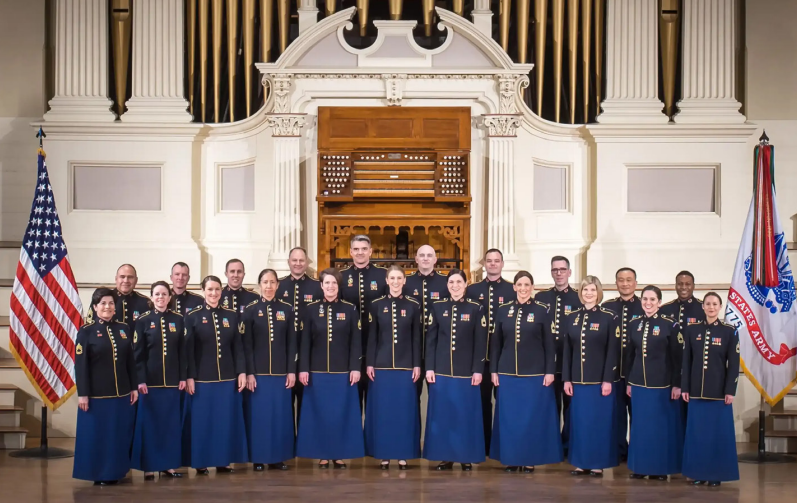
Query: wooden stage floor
1 440 793 502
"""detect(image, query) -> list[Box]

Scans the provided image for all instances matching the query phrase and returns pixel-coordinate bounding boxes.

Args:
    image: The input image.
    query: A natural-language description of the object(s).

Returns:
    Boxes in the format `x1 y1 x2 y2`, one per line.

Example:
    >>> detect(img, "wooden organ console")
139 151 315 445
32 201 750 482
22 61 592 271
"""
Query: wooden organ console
316 106 472 272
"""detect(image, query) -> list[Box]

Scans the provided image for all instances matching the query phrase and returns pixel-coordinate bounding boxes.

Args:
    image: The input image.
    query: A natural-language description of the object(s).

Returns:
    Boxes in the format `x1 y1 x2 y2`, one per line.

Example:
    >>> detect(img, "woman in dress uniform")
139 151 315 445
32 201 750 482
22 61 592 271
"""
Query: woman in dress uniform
242 269 296 471
563 276 619 477
184 275 248 474
681 292 740 487
625 285 685 480
131 281 185 480
296 268 364 468
73 288 139 485
423 269 488 471
490 271 562 473
364 265 422 470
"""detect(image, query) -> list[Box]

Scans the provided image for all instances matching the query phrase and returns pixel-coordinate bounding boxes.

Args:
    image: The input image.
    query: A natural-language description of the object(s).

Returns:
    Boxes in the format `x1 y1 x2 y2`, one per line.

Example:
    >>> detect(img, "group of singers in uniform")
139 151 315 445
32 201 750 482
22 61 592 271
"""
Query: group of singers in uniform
72 236 740 488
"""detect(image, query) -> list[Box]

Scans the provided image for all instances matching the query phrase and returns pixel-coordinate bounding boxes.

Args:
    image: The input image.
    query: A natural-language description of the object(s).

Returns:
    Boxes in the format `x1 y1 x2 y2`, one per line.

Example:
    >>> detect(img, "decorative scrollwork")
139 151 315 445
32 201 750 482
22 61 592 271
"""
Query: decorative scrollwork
482 114 522 137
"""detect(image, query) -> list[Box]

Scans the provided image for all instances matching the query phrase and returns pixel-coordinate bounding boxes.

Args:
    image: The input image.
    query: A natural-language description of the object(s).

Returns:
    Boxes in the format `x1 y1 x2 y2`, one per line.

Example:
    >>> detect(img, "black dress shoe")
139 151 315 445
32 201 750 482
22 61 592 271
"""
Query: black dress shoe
380 461 390 470
333 460 347 470
708 481 721 487
629 473 646 479
318 461 330 469
504 466 519 473
461 463 472 471
691 480 707 485
93 480 118 486
398 461 408 471
196 469 209 475
570 469 589 476
589 470 603 477
522 466 535 474
159 471 182 478
144 473 155 481
268 462 289 471
216 466 235 473
253 464 265 471
436 462 454 471
652 475 668 481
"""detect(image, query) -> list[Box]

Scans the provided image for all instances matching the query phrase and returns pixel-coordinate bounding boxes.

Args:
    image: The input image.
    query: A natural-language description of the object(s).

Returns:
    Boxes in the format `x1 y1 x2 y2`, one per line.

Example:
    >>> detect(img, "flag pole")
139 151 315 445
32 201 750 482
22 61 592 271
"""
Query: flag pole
9 127 73 460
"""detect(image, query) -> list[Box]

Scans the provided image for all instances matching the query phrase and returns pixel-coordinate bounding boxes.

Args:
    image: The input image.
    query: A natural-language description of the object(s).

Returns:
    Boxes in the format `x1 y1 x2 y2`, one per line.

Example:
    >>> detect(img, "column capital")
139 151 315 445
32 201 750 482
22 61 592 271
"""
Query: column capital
496 74 530 114
266 113 311 137
482 114 522 137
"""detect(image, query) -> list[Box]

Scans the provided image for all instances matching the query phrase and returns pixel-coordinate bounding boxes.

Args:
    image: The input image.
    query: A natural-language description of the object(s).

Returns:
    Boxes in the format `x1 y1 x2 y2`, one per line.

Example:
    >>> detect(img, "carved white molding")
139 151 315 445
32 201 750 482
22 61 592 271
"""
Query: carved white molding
382 74 407 106
496 74 530 114
298 0 319 35
483 114 522 137
471 0 493 38
265 74 293 113
266 114 308 137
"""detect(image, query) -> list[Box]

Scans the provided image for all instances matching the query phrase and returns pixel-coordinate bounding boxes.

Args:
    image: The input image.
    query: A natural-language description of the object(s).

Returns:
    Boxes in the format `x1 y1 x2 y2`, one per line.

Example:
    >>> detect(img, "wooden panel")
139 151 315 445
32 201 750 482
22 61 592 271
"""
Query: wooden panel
318 107 471 150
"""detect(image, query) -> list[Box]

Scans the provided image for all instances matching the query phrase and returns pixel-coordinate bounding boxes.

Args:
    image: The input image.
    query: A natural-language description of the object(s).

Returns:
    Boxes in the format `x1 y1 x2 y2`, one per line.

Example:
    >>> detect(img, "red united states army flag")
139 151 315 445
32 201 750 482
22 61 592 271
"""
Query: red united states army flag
725 141 797 405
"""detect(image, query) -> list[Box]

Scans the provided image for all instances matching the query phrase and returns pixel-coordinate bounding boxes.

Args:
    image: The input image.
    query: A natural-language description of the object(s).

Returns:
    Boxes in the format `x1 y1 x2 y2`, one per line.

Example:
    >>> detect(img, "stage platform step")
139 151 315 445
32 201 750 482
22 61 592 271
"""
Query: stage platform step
0 426 27 450
0 384 27 449
0 405 23 428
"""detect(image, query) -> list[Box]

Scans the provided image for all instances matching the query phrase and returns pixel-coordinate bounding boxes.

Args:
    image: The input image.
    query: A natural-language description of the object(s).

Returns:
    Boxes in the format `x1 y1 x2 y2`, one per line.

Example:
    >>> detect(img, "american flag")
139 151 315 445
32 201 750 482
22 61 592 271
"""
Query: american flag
8 149 83 410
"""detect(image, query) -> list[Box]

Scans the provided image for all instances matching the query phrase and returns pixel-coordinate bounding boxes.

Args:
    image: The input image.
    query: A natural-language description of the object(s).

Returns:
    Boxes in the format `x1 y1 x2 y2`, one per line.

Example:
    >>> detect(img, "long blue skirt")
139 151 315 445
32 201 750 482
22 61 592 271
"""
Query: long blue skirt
628 386 684 475
615 379 631 458
131 387 182 472
423 375 485 463
490 375 563 466
244 375 295 464
296 372 365 460
180 392 192 466
73 395 136 481
682 399 739 482
190 381 249 468
365 370 421 460
568 383 618 470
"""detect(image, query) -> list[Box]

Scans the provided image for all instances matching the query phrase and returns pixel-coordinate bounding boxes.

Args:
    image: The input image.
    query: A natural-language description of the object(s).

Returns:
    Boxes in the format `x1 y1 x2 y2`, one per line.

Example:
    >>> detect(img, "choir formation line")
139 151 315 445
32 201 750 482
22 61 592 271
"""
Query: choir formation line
72 236 740 488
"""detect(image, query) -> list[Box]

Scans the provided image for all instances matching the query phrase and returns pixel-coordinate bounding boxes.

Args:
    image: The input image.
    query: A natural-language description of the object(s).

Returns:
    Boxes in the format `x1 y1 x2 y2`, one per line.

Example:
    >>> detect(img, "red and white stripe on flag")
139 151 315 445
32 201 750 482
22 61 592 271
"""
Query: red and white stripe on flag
8 151 83 410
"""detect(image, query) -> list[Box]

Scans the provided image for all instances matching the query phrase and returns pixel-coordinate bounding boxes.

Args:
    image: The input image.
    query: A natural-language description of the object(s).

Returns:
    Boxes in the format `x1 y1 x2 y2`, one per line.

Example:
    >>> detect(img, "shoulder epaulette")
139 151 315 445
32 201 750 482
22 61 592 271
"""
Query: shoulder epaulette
599 307 617 316
221 306 237 313
407 271 419 277
81 320 96 328
372 295 387 303
307 276 319 282
603 296 620 303
433 299 449 304
245 287 257 293
340 265 353 272
279 275 290 281
277 299 292 308
499 301 514 308
534 300 550 309
169 309 182 316
537 287 554 294
307 300 321 306
137 310 152 318
570 306 585 314
133 291 150 299
187 290 203 298
660 315 675 323
661 298 677 306
186 305 203 315
406 296 420 305
695 297 703 303
245 299 259 309
719 320 736 329
340 299 356 307
466 299 482 306
373 264 387 269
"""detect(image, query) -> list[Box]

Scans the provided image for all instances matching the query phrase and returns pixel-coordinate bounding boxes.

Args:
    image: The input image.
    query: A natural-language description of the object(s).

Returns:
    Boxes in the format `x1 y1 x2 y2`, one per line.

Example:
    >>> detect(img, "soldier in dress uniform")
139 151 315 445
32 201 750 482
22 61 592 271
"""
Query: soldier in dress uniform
296 268 365 468
220 258 259 314
169 262 204 315
131 281 186 480
424 269 488 471
465 248 515 454
660 270 705 326
681 292 740 487
340 235 388 409
242 269 296 471
73 288 139 485
274 247 322 420
403 244 448 397
601 266 644 461
625 285 684 480
88 264 151 332
534 255 582 453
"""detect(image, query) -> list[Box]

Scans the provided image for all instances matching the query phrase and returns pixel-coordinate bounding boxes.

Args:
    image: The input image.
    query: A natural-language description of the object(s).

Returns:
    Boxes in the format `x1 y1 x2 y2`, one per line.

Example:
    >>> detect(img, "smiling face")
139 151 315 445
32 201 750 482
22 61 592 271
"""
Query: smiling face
581 284 598 307
513 276 534 302
447 273 467 300
93 295 116 322
616 270 637 298
203 280 222 307
675 274 695 301
415 245 437 274
225 261 245 289
703 295 722 321
484 251 504 279
321 274 339 301
115 265 137 295
170 264 189 292
288 249 308 278
350 240 372 268
641 290 661 316
152 285 171 312
260 271 278 301
387 270 406 296
551 259 571 289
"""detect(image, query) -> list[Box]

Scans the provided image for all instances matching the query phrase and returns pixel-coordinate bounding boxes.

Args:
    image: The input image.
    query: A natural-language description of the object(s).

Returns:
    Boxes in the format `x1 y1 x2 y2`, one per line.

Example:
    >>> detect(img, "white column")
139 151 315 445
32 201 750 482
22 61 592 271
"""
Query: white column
122 0 191 122
596 0 667 124
674 0 744 124
471 0 493 39
298 0 319 35
44 0 115 122
266 114 308 276
483 114 522 280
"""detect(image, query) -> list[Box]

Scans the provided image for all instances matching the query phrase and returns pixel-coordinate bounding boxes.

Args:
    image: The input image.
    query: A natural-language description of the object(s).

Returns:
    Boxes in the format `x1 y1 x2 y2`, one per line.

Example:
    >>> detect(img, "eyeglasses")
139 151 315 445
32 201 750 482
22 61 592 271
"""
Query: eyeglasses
551 268 569 274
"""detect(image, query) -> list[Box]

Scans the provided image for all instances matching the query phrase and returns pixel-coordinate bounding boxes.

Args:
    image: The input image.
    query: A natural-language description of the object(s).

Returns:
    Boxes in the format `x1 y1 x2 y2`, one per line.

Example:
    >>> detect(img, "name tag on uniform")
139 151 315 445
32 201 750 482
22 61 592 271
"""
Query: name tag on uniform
276 311 285 321
652 326 660 336
527 313 535 322
120 329 127 339
590 323 600 331
169 323 176 332
336 313 346 321
430 292 439 300
370 281 378 291
401 310 406 317
223 318 230 328
461 313 470 322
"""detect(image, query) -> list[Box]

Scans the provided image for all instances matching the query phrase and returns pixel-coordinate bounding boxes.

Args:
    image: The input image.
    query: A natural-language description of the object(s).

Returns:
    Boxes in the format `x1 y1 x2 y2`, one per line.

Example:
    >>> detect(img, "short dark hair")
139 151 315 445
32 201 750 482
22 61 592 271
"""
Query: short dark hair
703 291 723 305
550 256 570 268
258 268 279 283
150 281 172 297
225 258 244 272
319 268 343 288
675 270 695 282
91 287 116 307
616 267 637 279
484 249 503 260
289 247 308 258
116 264 137 276
447 268 468 283
201 275 223 290
514 270 534 285
641 285 662 301
171 261 189 274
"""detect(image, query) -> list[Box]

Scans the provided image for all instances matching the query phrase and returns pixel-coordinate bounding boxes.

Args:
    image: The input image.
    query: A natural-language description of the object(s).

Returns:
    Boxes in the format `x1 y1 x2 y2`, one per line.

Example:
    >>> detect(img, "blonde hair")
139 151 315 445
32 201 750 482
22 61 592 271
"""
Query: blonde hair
385 265 405 278
578 275 604 305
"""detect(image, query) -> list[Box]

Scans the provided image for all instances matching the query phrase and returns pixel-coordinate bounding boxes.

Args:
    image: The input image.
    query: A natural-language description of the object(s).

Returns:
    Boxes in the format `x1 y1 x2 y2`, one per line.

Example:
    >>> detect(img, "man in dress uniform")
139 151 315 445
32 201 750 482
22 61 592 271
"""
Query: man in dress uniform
340 235 388 409
602 266 644 462
169 261 204 315
465 248 515 455
403 245 449 397
275 247 323 421
220 258 258 314
91 264 151 332
660 270 705 326
534 255 582 453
